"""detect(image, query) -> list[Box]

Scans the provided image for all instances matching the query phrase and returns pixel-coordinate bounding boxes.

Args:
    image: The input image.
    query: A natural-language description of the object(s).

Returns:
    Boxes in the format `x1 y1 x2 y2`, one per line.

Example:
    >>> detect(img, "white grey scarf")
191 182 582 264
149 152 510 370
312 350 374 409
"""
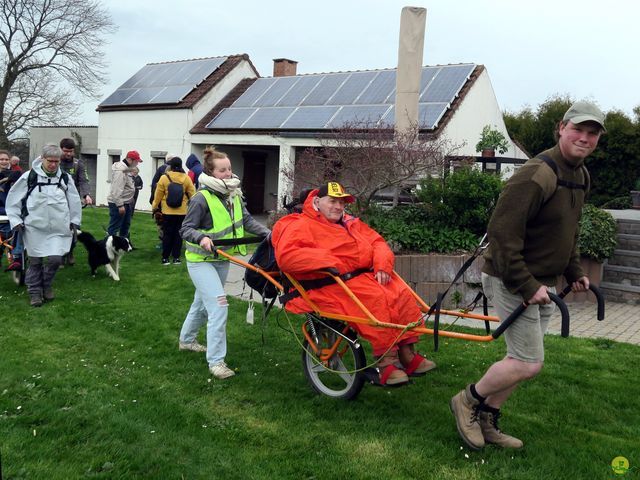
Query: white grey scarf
198 172 243 199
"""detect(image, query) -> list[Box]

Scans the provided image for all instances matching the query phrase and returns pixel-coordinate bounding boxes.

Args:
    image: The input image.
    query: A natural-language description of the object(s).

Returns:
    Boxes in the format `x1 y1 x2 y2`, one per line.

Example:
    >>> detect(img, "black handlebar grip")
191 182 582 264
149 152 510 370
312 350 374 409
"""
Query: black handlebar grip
491 303 527 339
548 292 571 337
559 284 605 321
492 292 571 339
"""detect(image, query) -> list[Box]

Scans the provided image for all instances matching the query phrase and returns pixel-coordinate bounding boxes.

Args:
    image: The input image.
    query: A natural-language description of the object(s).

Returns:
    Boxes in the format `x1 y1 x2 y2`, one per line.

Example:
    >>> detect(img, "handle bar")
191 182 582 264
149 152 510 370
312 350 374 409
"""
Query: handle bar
559 284 605 321
209 236 266 246
492 291 570 339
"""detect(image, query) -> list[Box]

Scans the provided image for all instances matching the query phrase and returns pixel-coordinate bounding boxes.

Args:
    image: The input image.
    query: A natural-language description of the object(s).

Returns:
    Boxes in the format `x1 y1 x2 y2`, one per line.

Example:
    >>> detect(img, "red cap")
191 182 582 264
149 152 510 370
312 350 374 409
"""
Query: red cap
126 150 142 162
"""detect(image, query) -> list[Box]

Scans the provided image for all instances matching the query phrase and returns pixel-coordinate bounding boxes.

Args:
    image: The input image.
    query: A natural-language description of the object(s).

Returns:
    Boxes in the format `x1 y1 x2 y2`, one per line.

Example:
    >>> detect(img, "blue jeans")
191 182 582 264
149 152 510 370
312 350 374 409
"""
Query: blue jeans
180 261 230 366
107 202 132 238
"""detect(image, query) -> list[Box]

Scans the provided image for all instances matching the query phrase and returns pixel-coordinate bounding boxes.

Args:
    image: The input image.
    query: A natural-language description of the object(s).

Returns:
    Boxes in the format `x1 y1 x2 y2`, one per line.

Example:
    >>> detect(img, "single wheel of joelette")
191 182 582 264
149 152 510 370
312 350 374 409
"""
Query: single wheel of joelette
301 316 366 400
11 250 26 286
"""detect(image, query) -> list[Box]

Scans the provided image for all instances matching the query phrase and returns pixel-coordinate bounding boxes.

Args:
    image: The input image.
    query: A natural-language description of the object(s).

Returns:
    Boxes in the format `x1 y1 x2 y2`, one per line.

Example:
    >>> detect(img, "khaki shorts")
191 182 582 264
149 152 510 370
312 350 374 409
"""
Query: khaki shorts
482 273 556 363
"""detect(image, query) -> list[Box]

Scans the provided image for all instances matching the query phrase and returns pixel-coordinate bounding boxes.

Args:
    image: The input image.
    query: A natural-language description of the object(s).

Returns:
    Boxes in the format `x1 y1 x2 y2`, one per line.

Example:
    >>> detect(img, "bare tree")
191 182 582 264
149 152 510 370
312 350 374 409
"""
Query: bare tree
284 122 461 213
0 0 116 148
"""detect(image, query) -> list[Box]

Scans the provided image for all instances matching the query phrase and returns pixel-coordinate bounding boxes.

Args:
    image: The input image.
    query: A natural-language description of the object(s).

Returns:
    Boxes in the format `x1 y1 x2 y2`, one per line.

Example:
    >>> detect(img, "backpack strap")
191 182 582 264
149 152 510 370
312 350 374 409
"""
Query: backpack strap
21 169 70 218
537 154 588 190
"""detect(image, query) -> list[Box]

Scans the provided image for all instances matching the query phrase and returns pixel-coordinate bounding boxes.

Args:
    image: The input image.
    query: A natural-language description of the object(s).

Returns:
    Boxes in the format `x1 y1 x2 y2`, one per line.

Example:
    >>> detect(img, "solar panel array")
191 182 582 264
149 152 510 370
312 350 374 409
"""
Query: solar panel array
206 63 475 130
100 57 227 107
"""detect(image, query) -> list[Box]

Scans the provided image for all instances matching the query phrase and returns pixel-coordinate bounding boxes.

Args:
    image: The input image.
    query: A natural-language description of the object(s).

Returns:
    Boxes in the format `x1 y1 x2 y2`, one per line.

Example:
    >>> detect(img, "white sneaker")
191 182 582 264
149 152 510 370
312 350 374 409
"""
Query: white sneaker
179 341 206 353
209 362 236 379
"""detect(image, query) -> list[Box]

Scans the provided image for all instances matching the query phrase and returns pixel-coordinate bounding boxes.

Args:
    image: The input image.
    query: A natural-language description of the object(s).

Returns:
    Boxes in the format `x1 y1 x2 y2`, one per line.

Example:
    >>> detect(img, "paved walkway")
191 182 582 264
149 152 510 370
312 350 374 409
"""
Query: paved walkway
605 208 640 221
224 256 640 346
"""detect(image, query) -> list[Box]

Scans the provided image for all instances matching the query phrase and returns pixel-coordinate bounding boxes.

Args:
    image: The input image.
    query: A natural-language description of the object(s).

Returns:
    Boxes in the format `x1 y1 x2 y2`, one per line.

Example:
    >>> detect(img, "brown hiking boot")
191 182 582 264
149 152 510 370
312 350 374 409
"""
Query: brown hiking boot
43 288 55 301
30 293 43 307
450 385 485 450
479 410 524 449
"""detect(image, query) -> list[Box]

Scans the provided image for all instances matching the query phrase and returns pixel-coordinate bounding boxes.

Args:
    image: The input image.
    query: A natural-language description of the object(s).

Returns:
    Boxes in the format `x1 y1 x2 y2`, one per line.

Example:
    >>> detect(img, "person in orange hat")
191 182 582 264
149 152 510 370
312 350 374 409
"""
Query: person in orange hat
272 182 436 386
107 150 142 238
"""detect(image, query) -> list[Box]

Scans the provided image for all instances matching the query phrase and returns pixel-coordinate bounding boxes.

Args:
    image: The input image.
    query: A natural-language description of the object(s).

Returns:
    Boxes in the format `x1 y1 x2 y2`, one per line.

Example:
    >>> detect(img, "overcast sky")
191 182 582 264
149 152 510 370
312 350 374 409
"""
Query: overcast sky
79 0 638 124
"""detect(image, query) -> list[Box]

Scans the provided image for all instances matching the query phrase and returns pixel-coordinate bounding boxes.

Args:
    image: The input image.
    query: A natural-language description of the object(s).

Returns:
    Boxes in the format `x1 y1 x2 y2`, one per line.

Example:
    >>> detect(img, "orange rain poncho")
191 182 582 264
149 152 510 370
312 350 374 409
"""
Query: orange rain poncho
271 190 422 355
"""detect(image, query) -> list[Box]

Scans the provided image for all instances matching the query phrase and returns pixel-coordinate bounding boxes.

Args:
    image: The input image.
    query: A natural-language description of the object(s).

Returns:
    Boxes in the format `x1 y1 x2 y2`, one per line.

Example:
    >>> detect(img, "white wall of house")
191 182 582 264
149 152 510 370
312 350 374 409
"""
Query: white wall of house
96 109 191 207
440 68 528 177
95 59 259 208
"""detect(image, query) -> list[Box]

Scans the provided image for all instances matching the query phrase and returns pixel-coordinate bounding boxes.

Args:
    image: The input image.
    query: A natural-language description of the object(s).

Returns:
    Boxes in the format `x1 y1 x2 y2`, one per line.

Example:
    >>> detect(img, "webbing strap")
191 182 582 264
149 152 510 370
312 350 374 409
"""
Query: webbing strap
538 154 587 190
279 268 372 303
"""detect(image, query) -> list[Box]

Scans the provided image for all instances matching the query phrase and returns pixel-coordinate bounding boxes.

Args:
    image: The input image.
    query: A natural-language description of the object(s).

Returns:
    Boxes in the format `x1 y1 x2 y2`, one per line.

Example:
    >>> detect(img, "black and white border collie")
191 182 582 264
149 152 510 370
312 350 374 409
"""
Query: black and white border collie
77 231 133 281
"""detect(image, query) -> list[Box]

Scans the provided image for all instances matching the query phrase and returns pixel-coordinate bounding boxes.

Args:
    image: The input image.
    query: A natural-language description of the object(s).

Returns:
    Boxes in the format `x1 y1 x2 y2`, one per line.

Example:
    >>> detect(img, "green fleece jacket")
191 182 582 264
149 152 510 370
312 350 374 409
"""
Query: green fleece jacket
482 145 588 301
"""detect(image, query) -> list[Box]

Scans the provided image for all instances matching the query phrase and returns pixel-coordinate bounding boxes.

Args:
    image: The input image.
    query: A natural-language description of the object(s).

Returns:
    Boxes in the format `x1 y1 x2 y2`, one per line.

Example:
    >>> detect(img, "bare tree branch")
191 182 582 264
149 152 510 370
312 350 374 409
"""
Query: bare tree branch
283 121 461 213
0 0 116 147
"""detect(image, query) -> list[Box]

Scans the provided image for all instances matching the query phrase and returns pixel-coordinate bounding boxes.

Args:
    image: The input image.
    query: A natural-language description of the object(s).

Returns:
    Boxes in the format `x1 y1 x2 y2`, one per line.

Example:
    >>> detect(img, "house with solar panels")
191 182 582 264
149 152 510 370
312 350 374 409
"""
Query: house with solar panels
95 56 527 212
95 54 259 209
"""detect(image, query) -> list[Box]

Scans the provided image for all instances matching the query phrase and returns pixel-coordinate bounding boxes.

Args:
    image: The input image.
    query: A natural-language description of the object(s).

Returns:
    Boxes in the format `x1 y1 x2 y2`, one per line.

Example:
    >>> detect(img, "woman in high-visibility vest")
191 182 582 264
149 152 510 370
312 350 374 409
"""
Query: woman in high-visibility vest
179 147 270 379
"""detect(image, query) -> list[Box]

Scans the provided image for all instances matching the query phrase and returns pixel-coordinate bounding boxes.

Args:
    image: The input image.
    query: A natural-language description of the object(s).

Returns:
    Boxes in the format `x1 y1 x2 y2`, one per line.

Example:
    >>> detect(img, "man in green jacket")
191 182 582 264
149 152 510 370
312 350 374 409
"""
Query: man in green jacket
450 101 606 450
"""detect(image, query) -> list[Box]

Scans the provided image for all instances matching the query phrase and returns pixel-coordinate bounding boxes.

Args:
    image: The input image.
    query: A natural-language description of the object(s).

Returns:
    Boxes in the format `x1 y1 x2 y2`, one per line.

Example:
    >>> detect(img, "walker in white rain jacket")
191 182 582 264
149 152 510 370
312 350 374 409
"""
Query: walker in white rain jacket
5 158 82 257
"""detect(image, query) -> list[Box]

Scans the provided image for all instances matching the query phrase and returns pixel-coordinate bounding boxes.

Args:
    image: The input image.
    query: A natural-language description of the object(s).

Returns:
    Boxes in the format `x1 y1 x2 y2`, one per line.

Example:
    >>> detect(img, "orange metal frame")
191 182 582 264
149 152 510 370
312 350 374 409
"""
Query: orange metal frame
218 249 499 344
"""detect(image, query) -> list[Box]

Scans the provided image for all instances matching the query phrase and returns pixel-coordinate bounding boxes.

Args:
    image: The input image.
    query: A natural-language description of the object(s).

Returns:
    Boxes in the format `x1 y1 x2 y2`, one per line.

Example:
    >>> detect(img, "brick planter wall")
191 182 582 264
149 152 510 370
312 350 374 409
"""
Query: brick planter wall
555 257 603 304
395 254 484 309
395 254 602 307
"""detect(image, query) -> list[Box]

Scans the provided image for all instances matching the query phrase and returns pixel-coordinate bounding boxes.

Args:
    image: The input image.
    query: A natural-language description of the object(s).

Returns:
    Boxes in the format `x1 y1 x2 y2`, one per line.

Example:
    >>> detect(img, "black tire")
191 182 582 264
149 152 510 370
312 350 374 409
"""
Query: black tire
301 320 366 400
11 266 25 286
12 250 26 286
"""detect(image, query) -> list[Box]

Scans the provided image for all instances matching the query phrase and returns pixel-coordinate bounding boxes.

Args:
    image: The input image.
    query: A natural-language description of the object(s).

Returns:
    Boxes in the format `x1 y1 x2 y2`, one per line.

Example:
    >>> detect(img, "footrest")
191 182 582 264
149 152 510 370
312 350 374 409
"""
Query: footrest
362 367 410 388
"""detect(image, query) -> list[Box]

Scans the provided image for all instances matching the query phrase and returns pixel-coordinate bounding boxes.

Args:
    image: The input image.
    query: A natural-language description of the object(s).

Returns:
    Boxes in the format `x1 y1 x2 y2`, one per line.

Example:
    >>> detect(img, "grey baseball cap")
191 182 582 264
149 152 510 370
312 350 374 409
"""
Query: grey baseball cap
563 101 606 131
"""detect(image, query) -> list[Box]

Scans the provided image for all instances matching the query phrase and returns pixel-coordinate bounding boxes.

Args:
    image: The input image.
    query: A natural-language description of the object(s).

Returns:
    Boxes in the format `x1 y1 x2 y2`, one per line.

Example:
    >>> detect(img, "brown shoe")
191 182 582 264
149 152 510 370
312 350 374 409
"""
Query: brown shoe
377 353 409 386
378 364 409 385
479 410 524 449
402 353 436 376
43 288 55 301
30 293 43 307
450 385 485 450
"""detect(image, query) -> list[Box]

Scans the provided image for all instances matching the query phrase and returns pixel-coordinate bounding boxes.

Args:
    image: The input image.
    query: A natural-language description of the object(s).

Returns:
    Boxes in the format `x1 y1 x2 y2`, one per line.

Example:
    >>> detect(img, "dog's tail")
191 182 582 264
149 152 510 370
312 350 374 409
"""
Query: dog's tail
77 230 97 246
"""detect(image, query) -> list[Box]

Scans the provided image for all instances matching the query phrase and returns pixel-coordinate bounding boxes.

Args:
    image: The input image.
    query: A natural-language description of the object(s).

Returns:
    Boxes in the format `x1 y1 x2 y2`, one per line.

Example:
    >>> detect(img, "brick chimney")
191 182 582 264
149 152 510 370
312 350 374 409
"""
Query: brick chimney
273 58 298 77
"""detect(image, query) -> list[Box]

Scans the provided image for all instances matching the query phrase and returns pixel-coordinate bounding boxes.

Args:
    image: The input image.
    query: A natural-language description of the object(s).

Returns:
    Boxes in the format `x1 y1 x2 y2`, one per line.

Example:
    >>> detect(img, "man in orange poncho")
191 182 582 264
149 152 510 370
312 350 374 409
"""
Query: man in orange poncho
272 182 436 386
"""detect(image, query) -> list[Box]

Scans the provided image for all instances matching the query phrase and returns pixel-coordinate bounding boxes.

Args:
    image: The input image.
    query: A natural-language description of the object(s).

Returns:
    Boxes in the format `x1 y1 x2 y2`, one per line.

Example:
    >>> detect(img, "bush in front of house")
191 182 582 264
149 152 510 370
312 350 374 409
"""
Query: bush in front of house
415 167 504 236
362 167 502 254
363 204 478 253
578 204 617 262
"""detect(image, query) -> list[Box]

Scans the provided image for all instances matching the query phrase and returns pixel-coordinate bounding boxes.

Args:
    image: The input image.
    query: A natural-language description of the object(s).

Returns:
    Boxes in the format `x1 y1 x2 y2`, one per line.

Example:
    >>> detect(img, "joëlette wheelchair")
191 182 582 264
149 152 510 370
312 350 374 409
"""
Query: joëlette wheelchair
212 236 606 400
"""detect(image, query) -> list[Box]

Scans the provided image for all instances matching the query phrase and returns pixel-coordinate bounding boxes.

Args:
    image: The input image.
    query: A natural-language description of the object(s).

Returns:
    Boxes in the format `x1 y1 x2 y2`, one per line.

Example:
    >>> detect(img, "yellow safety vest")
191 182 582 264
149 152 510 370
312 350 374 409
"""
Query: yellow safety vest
185 191 245 262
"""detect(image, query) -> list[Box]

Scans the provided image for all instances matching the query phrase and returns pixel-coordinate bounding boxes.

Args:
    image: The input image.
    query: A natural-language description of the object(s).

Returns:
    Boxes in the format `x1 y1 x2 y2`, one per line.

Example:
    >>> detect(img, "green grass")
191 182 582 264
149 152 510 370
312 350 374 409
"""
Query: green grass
1 207 639 479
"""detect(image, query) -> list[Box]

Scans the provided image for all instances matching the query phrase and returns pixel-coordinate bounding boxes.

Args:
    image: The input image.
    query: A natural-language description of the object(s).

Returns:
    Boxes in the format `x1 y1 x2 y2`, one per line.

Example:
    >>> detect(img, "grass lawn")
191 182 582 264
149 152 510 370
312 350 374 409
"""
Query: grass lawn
1 207 639 479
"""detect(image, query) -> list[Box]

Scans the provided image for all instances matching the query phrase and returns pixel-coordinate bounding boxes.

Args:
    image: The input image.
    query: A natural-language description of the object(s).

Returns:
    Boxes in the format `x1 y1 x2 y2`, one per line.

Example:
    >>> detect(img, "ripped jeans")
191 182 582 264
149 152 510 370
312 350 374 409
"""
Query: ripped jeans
180 261 230 366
